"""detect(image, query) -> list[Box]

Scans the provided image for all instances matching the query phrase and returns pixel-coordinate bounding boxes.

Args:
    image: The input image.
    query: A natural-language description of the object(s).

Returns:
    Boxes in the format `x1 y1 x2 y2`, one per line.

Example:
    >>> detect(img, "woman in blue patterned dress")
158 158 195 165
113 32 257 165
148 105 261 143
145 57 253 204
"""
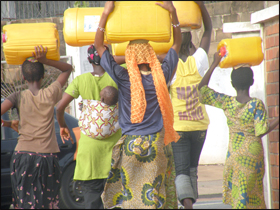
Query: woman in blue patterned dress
94 1 182 209
198 52 279 209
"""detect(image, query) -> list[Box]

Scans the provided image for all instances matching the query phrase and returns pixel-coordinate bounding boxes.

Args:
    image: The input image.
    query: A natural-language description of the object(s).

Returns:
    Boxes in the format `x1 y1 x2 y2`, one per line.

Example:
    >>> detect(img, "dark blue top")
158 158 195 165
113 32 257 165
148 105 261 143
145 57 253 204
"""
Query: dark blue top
100 48 178 136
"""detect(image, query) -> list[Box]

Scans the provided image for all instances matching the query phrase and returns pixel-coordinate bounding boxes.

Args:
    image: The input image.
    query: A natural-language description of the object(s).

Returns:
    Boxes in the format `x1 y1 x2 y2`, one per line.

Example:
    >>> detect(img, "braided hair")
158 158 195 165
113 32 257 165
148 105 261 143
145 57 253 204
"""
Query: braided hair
87 45 109 65
231 67 254 90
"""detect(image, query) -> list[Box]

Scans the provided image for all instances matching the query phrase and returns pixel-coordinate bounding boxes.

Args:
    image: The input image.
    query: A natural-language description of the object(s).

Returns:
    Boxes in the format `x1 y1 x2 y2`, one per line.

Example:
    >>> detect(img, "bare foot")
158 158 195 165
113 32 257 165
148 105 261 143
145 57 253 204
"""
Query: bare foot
183 198 193 209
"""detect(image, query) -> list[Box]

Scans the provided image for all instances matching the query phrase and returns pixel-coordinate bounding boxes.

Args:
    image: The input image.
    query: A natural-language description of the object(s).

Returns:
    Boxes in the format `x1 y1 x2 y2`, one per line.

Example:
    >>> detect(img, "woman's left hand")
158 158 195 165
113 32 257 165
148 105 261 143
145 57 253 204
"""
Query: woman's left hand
155 1 175 13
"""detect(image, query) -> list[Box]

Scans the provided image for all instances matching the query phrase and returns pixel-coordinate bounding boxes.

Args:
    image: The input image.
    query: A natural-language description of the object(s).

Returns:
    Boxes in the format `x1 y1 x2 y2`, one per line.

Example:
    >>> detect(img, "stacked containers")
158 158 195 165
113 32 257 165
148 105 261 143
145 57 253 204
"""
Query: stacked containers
111 1 202 56
105 1 171 43
62 1 202 50
217 36 264 68
3 23 60 65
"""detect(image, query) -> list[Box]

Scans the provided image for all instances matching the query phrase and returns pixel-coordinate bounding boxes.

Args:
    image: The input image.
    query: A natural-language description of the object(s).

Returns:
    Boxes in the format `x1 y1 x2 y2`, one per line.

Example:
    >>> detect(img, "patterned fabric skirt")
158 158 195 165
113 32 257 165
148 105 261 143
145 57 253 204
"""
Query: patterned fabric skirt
10 151 62 209
222 136 266 209
101 129 178 209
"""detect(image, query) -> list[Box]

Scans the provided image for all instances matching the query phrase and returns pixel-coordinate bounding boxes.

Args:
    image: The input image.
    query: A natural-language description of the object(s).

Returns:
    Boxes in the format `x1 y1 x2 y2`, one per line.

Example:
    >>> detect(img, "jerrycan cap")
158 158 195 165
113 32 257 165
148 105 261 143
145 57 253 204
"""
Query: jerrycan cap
2 33 7 43
219 46 227 57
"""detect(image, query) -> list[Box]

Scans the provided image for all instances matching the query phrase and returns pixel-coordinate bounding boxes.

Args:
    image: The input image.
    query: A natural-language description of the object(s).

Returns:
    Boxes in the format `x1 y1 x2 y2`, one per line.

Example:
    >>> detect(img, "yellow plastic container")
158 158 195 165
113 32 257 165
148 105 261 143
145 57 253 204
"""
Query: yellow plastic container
63 7 108 46
105 1 171 43
3 23 60 65
112 29 174 56
217 36 264 68
173 1 202 30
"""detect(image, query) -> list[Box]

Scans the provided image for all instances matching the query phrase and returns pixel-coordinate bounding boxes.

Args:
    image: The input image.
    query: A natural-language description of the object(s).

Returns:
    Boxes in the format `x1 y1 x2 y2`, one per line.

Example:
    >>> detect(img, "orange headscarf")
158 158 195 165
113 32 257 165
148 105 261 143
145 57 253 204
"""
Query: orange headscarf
125 41 180 145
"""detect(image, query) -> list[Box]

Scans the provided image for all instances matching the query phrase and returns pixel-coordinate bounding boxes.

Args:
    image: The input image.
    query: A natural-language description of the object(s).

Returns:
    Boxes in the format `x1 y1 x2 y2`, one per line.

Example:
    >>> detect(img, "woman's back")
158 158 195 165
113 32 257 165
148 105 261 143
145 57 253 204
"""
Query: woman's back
100 48 178 137
199 86 268 137
222 97 267 137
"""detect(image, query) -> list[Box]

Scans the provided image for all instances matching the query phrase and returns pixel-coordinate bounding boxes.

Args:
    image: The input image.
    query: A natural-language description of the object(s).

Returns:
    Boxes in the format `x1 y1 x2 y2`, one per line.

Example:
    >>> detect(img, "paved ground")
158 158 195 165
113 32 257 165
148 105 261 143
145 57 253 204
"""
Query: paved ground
195 164 232 209
177 164 232 209
194 198 232 209
197 164 224 196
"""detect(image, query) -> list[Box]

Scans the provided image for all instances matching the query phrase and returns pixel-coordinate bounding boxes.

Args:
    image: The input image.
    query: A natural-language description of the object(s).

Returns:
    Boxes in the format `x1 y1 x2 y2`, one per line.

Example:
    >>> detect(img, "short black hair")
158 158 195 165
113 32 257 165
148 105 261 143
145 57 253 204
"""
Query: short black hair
101 86 118 106
21 60 44 82
231 67 254 90
179 32 192 56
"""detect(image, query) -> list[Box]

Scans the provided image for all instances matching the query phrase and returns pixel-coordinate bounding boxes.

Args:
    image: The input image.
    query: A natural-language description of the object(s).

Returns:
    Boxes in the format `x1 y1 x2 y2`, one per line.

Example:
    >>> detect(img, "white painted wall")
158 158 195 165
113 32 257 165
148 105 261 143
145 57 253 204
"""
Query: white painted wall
199 66 232 165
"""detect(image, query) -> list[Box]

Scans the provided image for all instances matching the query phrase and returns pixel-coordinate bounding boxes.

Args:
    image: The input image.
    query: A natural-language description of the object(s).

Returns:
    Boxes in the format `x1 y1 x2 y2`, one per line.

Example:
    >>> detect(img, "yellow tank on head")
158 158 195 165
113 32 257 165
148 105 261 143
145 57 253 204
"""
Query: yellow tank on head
105 1 171 43
3 23 60 65
217 36 264 68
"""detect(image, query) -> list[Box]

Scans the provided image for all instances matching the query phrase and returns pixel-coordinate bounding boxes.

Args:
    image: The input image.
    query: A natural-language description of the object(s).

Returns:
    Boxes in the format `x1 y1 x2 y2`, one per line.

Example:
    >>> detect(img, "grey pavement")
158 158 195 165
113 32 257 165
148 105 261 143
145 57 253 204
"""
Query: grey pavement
197 164 224 196
177 164 232 209
194 198 232 209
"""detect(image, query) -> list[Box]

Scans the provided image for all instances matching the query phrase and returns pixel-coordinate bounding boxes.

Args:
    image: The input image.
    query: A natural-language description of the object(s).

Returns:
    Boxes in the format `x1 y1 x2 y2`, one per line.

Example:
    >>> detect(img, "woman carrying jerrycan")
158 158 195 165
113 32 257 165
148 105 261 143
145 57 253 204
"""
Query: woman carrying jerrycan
198 52 279 209
95 1 182 209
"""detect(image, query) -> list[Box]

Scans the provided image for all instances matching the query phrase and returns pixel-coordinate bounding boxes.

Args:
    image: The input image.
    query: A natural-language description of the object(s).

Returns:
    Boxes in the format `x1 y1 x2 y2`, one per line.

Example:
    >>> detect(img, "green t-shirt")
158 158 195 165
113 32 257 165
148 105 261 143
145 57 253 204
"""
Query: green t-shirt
65 72 121 180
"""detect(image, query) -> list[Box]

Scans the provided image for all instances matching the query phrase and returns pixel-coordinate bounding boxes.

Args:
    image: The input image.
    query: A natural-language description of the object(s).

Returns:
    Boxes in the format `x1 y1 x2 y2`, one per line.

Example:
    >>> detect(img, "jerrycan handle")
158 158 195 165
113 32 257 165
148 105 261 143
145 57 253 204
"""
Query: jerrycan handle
219 46 227 57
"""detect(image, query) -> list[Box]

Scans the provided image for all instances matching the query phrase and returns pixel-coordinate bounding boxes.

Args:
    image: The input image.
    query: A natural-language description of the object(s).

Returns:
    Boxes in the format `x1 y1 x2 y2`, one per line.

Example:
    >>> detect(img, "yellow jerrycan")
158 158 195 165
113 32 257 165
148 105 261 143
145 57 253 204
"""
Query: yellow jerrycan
112 28 174 56
217 36 264 68
172 1 202 30
63 7 108 46
2 23 60 65
105 1 171 43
